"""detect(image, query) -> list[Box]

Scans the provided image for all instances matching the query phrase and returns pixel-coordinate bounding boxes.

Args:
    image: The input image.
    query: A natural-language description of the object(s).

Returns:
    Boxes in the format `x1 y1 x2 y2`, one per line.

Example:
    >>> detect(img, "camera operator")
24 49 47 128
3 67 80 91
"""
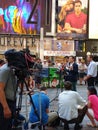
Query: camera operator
33 58 43 89
0 53 17 130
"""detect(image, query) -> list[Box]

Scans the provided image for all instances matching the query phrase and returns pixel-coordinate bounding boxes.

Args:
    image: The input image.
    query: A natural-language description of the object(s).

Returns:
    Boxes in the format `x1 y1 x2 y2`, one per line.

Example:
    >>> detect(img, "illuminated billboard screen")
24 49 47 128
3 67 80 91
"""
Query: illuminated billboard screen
0 0 41 35
57 0 88 40
89 0 98 39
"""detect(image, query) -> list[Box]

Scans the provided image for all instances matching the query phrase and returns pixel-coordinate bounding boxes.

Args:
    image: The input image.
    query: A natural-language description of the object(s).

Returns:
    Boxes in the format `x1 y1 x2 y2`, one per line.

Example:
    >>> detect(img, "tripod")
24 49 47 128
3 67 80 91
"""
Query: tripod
14 74 44 130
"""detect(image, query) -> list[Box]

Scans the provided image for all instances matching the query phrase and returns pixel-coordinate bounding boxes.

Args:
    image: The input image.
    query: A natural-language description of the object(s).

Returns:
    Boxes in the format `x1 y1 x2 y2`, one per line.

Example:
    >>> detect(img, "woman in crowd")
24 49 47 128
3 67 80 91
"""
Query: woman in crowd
78 59 87 85
86 86 98 127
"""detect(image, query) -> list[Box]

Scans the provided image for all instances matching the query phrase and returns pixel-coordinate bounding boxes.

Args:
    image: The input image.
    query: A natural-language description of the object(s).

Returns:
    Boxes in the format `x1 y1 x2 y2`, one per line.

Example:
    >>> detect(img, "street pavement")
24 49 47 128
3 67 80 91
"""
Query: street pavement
20 82 98 130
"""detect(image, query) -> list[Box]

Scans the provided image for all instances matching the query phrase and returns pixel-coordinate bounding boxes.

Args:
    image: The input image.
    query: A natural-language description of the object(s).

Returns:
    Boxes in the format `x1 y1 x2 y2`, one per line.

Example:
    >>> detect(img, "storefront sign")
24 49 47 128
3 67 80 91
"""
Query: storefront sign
44 50 76 56
0 35 37 47
0 35 38 54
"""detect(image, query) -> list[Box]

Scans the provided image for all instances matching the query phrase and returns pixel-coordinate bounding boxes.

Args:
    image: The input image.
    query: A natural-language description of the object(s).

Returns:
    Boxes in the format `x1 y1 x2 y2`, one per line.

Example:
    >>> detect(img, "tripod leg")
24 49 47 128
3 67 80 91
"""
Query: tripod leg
24 80 40 122
38 125 45 130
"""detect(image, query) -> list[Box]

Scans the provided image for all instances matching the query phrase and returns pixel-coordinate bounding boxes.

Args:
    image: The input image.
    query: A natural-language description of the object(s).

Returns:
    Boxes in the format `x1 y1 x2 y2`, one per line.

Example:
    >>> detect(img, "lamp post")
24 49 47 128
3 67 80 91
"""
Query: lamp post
40 27 44 61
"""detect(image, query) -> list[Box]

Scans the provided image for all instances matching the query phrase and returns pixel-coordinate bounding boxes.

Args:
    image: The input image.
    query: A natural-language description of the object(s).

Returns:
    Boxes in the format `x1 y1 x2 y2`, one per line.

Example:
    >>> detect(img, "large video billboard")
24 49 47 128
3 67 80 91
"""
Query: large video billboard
0 0 41 34
57 0 88 40
89 0 98 39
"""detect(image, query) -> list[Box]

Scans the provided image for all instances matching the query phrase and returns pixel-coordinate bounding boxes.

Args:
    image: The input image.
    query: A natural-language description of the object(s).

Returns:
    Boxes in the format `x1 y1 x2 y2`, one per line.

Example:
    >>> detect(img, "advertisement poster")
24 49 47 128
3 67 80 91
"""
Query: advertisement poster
89 0 98 39
57 0 88 40
41 67 64 88
44 39 75 56
53 40 74 51
0 0 41 34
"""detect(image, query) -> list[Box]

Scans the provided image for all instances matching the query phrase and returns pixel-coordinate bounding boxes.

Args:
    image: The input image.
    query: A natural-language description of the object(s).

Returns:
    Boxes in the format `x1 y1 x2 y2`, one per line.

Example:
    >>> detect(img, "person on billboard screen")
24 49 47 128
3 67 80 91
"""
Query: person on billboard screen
63 0 87 34
58 0 74 32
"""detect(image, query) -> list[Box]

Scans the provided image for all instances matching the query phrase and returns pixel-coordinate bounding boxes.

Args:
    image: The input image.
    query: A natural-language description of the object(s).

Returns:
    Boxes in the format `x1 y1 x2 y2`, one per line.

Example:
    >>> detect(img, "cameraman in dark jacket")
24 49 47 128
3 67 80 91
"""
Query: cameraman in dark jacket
65 56 78 91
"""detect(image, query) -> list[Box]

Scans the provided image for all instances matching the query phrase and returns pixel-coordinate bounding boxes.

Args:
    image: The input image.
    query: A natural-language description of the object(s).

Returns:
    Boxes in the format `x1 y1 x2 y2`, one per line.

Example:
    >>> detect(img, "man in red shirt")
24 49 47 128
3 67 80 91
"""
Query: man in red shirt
64 0 87 34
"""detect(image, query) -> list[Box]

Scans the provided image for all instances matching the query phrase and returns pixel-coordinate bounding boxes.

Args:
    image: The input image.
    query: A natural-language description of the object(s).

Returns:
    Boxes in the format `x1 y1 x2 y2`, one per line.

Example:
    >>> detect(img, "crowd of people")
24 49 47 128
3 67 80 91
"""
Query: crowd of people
0 51 98 130
55 55 97 89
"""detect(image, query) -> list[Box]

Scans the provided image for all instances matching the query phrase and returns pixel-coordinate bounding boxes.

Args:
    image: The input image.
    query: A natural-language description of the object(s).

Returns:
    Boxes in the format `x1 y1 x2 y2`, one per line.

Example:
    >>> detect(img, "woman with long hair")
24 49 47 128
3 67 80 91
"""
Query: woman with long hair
86 86 98 127
58 0 74 32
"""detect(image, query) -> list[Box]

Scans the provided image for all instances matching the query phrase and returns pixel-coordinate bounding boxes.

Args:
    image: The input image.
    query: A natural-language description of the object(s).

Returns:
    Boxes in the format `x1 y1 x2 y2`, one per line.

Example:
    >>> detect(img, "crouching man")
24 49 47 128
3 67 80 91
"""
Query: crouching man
29 86 58 130
58 81 87 130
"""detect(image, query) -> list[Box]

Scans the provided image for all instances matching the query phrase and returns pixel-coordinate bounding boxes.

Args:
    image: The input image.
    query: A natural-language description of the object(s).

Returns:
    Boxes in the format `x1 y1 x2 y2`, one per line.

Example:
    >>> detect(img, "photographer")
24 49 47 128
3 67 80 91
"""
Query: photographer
0 54 17 130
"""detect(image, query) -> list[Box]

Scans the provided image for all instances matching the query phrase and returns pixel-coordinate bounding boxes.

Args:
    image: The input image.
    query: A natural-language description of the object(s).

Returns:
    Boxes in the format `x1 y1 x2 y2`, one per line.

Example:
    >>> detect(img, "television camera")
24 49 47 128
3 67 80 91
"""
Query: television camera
4 48 35 80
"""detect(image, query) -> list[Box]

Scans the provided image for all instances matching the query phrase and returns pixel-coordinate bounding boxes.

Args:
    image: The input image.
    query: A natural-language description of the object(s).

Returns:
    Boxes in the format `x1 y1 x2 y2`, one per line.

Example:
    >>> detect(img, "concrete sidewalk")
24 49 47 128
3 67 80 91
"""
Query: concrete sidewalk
21 84 98 130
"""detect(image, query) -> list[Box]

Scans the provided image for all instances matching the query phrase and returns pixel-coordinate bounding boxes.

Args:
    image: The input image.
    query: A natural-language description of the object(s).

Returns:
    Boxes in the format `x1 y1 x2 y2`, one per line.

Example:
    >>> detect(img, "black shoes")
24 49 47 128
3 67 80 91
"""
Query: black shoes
64 124 82 130
64 124 69 130
74 124 83 130
38 125 45 130
31 124 36 129
31 125 45 130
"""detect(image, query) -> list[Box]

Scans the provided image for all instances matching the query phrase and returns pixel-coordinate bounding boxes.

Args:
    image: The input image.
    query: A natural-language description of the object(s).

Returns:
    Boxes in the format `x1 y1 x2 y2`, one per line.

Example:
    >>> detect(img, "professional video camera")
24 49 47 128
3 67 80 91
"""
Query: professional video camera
4 48 34 80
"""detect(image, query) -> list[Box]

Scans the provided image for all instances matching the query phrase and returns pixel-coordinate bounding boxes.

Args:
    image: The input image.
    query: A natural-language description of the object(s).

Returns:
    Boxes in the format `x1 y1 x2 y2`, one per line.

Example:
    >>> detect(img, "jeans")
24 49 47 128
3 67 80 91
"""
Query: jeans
0 99 16 130
87 77 95 86
72 82 77 91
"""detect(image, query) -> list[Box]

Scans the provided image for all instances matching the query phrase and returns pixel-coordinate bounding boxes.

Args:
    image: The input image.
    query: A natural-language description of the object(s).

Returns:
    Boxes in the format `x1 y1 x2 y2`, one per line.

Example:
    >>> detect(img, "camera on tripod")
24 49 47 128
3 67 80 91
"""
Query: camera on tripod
4 48 37 130
4 48 35 80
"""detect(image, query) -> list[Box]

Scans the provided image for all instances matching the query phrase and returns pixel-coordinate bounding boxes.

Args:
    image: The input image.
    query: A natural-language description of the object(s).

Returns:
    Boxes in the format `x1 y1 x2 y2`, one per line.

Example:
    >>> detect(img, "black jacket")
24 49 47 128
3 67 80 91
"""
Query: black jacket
66 62 78 82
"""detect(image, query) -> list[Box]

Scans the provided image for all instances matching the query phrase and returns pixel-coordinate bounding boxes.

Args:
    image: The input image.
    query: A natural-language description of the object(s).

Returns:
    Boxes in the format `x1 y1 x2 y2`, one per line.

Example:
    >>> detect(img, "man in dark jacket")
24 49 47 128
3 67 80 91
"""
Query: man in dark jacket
65 56 78 91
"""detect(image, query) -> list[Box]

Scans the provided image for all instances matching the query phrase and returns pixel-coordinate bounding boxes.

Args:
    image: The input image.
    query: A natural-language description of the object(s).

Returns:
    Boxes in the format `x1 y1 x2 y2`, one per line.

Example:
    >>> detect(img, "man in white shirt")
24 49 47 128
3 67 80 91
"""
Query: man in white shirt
84 55 97 86
58 81 87 130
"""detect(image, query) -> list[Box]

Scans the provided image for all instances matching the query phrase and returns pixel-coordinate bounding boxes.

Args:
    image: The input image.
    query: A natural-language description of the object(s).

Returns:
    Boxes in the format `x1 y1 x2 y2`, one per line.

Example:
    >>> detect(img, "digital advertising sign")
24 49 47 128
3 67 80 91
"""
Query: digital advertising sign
57 0 88 40
0 0 41 35
89 0 98 39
